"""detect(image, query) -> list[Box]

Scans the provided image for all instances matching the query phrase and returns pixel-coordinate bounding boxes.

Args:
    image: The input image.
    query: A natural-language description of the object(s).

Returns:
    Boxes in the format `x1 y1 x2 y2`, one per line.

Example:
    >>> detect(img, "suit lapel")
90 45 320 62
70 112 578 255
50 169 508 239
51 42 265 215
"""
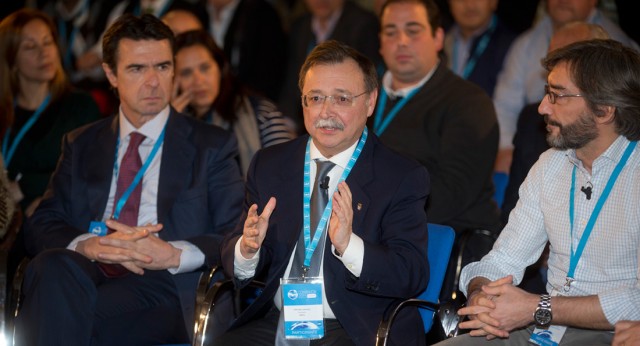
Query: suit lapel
86 117 118 220
279 137 306 242
157 111 195 224
345 132 375 231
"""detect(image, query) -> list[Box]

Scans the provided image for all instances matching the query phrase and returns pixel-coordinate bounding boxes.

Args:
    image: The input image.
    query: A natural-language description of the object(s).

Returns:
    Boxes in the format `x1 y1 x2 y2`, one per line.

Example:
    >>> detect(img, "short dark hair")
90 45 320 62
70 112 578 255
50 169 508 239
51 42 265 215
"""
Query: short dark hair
298 40 378 95
102 14 175 72
543 39 640 140
175 29 244 123
379 0 441 36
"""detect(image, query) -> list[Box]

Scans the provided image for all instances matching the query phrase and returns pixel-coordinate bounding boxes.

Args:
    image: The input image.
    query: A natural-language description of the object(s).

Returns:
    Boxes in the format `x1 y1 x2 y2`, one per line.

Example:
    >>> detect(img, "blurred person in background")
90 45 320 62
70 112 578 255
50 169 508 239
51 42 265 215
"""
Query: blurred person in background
444 0 516 98
0 8 101 324
0 8 100 231
162 8 204 35
173 30 296 175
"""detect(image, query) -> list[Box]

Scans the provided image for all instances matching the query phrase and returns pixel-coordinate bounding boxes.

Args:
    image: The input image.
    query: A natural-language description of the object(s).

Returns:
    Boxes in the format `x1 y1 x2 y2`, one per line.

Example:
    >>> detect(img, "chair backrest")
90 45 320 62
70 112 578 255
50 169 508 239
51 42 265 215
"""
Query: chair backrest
419 223 455 332
492 172 509 209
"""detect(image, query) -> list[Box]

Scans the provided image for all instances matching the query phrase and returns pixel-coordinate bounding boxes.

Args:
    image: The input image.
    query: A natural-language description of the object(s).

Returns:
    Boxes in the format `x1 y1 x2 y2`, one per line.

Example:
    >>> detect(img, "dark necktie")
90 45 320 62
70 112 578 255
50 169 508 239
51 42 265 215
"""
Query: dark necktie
99 132 146 278
290 159 335 278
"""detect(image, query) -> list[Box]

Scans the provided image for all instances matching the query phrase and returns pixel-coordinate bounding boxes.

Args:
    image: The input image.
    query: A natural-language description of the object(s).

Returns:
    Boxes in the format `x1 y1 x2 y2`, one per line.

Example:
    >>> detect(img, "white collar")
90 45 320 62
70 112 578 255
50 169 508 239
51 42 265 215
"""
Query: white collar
382 62 439 99
309 135 359 169
118 106 170 142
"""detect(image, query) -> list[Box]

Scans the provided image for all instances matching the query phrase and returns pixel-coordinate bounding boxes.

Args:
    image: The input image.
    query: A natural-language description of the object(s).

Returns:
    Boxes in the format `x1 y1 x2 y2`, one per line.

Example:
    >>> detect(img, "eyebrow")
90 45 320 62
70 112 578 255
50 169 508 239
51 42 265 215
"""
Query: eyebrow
125 60 173 69
547 82 567 91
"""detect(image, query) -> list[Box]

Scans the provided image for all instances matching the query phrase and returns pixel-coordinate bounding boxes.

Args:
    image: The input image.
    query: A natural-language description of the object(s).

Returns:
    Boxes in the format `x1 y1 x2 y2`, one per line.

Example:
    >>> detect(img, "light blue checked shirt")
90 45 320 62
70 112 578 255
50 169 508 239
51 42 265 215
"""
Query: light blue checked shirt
461 135 640 324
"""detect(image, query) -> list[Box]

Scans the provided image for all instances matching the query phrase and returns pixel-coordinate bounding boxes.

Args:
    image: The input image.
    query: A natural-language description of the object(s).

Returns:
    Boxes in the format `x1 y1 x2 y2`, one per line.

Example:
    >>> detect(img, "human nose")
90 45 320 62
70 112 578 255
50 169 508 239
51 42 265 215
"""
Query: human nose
146 69 160 87
319 96 335 116
398 30 410 45
538 95 552 117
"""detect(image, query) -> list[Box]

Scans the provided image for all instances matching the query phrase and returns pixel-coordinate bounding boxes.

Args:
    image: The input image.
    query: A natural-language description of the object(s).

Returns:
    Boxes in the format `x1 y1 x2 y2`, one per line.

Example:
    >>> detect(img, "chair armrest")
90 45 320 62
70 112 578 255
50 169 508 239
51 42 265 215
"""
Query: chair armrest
193 278 265 346
375 298 439 346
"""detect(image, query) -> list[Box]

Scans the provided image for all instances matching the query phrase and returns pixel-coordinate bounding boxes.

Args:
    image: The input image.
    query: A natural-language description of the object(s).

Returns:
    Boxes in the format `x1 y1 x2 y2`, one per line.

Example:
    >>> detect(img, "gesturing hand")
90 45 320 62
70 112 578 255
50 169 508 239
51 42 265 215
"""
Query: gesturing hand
328 182 353 256
240 197 276 258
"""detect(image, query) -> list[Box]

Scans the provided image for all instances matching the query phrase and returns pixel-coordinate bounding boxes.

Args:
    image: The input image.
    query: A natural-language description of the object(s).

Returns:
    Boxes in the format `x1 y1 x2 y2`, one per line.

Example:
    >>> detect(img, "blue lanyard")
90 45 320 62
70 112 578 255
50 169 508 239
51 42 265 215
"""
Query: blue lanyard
567 141 636 286
301 127 368 267
111 126 166 221
373 87 420 136
452 15 496 79
2 93 52 166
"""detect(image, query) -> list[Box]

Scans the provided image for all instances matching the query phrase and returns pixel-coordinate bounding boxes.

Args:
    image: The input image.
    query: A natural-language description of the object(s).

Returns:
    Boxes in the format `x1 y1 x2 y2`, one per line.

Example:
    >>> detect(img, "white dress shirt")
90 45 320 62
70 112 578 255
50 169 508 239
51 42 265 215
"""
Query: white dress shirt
461 135 640 324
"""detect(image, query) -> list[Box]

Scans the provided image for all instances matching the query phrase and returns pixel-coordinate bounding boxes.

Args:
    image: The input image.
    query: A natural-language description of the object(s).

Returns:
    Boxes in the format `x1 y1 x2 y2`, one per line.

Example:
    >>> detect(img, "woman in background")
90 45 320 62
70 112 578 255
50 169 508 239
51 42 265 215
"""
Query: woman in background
0 8 101 216
0 9 101 296
173 30 296 175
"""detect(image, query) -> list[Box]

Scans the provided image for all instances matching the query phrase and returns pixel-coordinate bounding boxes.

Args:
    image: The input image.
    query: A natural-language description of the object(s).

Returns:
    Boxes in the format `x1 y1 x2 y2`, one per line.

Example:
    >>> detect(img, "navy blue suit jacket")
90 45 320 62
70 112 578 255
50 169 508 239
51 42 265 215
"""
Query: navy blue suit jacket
221 132 430 345
25 109 245 334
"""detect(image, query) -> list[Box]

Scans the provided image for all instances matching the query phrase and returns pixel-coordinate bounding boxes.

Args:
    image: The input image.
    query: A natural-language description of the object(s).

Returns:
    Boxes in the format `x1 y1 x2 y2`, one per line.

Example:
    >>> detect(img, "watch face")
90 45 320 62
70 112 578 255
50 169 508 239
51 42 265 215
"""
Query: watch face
535 308 552 325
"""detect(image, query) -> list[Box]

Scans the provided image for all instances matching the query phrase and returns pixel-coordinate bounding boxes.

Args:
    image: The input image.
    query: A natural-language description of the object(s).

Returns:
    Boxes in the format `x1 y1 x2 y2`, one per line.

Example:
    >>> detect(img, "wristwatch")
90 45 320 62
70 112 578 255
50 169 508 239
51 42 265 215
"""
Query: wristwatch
533 294 552 328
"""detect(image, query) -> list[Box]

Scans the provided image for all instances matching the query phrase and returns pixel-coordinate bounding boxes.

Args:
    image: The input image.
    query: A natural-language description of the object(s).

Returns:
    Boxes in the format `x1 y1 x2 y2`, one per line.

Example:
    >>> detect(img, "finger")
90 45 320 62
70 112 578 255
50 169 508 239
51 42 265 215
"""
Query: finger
260 197 277 220
488 275 513 286
338 181 352 200
139 223 163 233
482 284 507 297
120 261 145 275
481 324 509 339
105 219 137 234
98 249 153 264
458 302 494 316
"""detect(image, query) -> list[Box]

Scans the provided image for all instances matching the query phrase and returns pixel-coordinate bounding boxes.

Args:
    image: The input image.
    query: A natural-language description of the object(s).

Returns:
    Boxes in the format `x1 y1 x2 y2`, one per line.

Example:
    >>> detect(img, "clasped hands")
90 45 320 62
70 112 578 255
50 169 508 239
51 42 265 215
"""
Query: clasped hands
240 182 354 259
76 219 181 275
458 275 539 340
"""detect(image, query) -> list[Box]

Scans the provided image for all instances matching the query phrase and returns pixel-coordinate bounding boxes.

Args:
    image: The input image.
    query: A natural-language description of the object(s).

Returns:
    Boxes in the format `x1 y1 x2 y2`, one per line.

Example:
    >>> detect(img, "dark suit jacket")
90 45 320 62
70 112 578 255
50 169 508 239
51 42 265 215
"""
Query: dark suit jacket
220 133 430 345
278 1 381 128
25 109 245 334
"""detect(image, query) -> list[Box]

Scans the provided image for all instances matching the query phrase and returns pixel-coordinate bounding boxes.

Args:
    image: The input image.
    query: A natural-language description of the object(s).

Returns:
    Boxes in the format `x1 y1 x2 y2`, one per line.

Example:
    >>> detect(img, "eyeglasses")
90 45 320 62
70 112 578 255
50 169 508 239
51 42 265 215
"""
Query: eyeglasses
544 84 583 104
302 91 367 108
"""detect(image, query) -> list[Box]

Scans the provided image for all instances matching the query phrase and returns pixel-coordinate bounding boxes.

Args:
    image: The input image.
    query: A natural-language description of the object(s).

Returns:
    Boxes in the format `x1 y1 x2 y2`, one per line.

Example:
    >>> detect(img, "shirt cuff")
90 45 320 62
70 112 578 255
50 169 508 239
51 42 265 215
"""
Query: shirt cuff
68 233 97 252
167 240 204 274
332 233 364 277
234 236 260 280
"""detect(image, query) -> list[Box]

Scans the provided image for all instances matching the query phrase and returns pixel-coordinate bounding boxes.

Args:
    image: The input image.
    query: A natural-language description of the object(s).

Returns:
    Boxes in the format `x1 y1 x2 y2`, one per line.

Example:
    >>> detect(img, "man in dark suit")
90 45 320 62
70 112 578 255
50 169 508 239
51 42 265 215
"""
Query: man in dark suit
14 14 244 345
279 0 381 130
216 40 430 345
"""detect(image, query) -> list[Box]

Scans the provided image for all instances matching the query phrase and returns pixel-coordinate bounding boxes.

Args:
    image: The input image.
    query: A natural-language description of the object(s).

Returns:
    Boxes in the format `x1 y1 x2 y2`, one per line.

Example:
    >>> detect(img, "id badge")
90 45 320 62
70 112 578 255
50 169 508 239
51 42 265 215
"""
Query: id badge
529 325 567 346
88 221 108 236
280 277 324 340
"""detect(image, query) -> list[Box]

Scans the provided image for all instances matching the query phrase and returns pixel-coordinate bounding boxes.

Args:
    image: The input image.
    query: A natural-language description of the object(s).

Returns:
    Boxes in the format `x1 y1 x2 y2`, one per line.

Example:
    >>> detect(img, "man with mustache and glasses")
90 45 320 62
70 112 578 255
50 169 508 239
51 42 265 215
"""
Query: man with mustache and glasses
216 40 431 345
436 39 640 345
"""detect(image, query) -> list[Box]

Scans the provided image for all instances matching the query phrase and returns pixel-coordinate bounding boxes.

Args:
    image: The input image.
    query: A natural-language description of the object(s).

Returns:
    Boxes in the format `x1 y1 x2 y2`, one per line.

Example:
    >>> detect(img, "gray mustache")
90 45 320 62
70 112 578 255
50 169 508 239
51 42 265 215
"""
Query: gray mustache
315 118 345 130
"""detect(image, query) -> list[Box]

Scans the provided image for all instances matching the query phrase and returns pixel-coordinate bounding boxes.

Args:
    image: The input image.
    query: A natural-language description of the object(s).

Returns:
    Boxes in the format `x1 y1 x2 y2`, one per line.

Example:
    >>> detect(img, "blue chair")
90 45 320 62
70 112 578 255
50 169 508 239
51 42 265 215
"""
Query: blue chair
493 172 509 209
375 223 456 345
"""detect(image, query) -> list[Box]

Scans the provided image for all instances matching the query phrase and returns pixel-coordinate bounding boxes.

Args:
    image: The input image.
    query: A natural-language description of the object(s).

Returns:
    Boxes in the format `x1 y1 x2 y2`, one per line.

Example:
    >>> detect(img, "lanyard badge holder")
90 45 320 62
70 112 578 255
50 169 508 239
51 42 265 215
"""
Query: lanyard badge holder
281 277 325 340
